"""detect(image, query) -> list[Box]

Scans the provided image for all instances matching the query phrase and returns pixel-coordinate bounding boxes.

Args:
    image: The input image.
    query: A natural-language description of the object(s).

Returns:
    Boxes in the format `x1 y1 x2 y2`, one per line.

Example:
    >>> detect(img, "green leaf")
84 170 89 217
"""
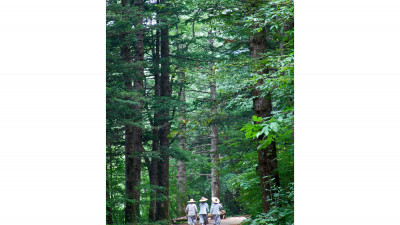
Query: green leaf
258 125 269 138
270 122 279 132
252 115 263 122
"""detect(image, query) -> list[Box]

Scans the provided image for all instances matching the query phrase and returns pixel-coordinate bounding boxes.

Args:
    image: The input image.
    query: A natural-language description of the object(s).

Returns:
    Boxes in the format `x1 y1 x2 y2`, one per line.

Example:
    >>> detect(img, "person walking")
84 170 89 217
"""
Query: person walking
210 197 223 225
185 199 198 225
198 197 209 225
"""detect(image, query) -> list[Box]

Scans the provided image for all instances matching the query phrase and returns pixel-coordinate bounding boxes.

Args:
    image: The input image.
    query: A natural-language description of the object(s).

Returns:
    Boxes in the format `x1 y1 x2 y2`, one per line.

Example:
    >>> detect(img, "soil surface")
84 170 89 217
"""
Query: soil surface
173 216 247 225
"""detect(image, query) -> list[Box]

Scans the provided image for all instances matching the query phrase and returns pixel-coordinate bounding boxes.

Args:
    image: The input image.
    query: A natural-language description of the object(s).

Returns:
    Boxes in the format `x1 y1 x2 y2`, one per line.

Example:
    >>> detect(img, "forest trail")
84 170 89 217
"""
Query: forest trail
173 216 247 225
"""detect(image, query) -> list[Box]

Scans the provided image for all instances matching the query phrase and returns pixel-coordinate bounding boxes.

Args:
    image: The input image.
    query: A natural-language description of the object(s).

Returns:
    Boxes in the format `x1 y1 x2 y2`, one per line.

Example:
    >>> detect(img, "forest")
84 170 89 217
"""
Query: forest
106 0 294 224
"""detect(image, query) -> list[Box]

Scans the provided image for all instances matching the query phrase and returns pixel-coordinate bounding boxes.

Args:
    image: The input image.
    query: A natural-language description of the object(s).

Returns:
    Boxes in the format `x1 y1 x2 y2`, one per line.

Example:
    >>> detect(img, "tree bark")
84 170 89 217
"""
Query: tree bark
176 159 187 216
210 78 220 199
156 0 171 220
148 156 158 221
148 21 161 222
106 145 114 225
208 30 220 199
106 178 113 225
176 72 187 216
123 0 145 223
250 27 280 214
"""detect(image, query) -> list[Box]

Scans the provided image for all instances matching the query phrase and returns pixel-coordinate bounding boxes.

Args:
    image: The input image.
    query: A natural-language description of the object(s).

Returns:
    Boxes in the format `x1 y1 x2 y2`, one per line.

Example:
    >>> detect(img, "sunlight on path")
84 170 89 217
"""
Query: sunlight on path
173 216 247 225
220 216 247 225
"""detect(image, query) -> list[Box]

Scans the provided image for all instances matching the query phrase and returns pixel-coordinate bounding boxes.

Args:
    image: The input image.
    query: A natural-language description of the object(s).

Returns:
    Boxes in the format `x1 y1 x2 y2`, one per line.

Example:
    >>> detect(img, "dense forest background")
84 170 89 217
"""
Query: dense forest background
106 0 294 224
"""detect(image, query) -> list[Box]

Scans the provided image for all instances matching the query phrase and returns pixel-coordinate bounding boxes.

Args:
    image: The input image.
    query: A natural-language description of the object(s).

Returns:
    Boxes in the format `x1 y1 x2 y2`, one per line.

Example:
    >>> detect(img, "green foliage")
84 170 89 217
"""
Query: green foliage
106 0 294 222
241 116 280 150
243 183 294 225
106 146 126 224
226 163 263 215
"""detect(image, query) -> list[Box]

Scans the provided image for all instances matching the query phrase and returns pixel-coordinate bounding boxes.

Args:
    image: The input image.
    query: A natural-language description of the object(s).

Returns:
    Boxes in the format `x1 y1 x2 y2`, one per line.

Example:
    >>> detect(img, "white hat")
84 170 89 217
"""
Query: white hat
199 197 208 202
211 197 220 203
188 199 196 203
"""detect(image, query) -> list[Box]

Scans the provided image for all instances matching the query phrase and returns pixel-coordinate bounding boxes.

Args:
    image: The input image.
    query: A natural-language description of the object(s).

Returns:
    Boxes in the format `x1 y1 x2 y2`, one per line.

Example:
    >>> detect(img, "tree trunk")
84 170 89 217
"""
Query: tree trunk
124 124 143 224
210 79 220 199
250 27 281 214
148 156 158 221
123 0 145 223
156 0 171 220
176 73 187 216
106 145 114 225
176 160 187 216
149 20 160 221
106 178 113 225
208 30 220 199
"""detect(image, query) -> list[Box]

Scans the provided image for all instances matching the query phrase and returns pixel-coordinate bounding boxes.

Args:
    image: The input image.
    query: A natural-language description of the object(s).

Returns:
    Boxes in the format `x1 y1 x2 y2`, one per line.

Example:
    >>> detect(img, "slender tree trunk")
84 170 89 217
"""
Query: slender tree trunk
210 83 220 198
122 43 136 224
106 145 114 225
106 175 113 224
149 20 161 222
210 78 220 199
176 72 187 216
176 158 187 216
148 156 158 221
148 102 160 219
250 27 281 214
123 0 145 223
133 1 145 215
208 30 220 199
156 0 171 220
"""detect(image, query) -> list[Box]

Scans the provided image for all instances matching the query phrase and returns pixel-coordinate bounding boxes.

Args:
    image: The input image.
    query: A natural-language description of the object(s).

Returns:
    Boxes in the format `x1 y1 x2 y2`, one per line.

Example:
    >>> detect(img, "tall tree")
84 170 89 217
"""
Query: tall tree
147 6 161 221
208 29 220 199
176 72 187 216
123 0 145 223
249 17 281 215
176 24 188 215
156 0 171 220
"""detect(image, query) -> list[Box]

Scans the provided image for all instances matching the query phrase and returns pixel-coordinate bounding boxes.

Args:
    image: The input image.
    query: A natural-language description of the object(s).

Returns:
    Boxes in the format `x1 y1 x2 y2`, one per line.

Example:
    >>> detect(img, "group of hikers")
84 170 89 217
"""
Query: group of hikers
185 197 223 225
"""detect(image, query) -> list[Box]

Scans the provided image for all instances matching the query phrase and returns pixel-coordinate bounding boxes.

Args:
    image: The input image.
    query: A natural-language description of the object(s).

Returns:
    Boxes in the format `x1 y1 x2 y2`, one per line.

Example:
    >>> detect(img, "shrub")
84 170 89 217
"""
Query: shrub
243 182 294 225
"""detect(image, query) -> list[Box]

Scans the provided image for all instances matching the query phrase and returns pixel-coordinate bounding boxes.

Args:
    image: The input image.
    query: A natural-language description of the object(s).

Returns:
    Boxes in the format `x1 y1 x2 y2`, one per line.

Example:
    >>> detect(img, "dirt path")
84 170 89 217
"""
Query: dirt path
173 216 247 225
219 216 247 225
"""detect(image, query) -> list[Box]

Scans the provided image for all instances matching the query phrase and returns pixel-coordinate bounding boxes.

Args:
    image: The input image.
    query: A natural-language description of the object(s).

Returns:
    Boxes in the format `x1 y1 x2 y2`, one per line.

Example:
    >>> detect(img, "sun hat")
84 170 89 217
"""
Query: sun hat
211 197 220 203
199 197 208 202
188 199 196 203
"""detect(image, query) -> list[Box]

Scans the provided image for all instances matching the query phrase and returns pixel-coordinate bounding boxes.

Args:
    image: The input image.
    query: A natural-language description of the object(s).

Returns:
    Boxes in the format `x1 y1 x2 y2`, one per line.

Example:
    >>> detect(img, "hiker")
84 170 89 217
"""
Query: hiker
185 199 198 225
198 197 209 225
210 197 223 225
